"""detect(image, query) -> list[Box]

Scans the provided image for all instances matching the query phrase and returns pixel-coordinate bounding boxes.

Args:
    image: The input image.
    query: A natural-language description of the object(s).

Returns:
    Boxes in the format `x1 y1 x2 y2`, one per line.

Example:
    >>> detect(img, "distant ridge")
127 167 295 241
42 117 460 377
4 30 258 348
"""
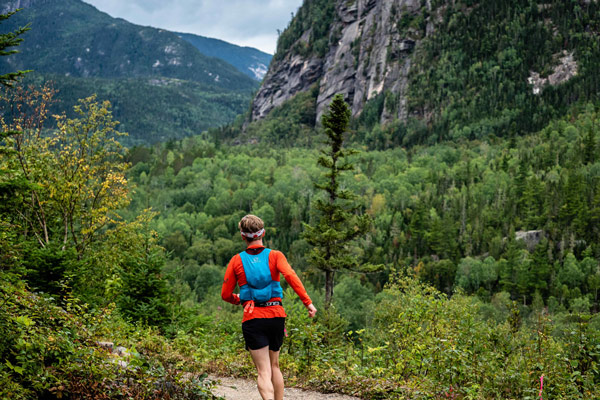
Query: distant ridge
177 32 272 81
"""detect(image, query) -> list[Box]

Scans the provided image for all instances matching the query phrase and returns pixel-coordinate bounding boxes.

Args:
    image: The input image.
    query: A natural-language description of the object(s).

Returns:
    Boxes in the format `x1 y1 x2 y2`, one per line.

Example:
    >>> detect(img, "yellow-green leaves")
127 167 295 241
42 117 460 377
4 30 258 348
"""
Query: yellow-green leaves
1 88 130 255
13 315 35 327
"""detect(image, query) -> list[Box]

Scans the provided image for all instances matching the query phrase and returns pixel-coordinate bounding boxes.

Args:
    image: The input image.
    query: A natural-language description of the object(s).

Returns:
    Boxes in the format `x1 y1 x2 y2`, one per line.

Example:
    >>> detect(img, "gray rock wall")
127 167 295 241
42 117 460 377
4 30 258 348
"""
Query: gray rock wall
250 0 430 125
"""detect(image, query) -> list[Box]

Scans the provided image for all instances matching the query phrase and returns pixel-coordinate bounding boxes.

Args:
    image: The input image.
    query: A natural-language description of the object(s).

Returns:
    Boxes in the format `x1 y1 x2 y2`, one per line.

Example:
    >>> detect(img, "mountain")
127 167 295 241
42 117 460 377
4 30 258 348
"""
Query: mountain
176 32 271 81
0 0 259 145
0 0 256 90
250 0 600 144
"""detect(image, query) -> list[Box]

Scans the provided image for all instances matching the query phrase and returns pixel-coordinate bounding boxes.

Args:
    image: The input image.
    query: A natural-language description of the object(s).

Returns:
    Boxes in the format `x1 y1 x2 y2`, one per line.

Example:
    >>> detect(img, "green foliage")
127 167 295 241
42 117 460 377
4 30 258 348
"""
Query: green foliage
0 87 174 321
455 256 497 294
193 264 223 302
176 275 600 399
333 275 376 331
0 10 31 273
20 242 76 297
116 246 170 328
361 275 599 398
0 83 220 396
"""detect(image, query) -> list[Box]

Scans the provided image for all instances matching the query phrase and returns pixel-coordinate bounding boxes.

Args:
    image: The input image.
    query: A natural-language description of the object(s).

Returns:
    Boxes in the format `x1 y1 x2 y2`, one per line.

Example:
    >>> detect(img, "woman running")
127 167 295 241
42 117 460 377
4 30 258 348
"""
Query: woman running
221 214 317 400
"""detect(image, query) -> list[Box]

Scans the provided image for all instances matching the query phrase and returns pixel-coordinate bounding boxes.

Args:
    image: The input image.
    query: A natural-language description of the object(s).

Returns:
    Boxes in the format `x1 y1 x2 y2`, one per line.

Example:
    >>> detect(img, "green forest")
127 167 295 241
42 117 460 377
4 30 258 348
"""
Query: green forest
20 73 252 147
405 0 600 144
2 1 600 399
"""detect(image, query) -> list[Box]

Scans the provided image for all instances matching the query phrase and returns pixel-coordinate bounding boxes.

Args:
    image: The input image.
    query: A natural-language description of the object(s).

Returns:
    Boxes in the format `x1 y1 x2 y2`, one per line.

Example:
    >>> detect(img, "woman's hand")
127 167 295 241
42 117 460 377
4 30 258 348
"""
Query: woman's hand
306 303 317 318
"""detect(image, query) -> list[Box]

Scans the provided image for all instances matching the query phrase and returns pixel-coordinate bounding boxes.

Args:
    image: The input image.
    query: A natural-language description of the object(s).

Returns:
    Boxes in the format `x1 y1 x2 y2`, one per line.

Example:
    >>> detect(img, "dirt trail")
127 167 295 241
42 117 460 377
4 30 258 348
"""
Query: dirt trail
210 376 362 400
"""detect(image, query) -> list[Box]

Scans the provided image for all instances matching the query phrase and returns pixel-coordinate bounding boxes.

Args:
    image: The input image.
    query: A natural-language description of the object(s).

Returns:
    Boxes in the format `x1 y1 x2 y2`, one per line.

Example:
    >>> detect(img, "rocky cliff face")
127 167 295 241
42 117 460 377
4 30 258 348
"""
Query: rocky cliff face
1 0 45 13
251 0 435 125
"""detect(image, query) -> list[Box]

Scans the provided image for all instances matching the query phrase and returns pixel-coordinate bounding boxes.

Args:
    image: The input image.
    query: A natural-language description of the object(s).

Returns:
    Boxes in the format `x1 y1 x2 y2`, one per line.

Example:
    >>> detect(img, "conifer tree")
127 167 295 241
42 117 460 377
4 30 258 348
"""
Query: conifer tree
0 10 30 87
1 9 28 142
0 9 30 268
583 126 597 165
303 94 379 308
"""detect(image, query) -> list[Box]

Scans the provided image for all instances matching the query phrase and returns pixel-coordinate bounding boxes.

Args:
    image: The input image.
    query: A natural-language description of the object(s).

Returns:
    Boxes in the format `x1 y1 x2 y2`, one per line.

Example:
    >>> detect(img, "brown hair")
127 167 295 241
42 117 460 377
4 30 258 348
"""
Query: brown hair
238 214 264 234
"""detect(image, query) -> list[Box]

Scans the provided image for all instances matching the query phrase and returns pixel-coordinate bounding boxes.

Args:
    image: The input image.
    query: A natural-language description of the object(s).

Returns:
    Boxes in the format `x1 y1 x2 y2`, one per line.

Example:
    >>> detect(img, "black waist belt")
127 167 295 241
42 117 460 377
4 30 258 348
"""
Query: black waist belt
253 300 282 307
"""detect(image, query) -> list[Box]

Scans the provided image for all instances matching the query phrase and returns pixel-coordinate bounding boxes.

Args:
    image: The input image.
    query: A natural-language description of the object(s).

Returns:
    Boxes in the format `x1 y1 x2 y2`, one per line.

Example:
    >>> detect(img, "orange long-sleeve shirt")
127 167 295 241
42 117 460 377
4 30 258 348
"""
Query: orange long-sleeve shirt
221 244 312 322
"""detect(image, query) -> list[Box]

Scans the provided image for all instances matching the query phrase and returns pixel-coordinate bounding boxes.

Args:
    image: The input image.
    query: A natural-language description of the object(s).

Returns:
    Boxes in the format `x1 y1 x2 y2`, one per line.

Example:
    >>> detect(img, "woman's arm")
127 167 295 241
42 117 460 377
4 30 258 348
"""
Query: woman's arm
221 256 241 305
273 251 316 317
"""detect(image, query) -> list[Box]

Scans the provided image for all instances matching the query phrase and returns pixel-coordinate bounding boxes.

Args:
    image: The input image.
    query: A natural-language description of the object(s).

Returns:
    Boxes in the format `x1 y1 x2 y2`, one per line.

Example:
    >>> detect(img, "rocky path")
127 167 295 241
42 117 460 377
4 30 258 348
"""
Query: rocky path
210 376 362 400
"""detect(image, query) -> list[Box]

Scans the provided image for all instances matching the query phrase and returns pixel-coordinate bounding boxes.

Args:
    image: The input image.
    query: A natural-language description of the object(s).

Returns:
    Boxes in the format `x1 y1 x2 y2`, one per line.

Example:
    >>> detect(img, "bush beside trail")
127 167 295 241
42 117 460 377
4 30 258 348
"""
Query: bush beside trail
186 277 600 400
0 273 219 400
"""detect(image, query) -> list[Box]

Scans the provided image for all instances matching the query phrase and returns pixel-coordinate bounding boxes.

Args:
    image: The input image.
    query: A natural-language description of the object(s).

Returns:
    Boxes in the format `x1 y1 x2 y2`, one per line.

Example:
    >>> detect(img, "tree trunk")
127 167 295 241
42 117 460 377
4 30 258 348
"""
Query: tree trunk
324 270 335 309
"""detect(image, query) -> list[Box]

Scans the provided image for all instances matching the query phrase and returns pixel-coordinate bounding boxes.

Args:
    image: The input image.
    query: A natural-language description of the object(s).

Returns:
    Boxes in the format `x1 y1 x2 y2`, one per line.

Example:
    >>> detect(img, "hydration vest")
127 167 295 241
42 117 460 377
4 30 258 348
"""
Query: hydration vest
239 248 283 303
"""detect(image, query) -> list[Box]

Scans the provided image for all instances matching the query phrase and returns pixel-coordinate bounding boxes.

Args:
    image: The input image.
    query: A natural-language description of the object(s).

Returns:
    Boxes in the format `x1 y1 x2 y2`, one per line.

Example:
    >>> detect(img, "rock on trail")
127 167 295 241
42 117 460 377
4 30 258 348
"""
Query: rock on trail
211 376 362 400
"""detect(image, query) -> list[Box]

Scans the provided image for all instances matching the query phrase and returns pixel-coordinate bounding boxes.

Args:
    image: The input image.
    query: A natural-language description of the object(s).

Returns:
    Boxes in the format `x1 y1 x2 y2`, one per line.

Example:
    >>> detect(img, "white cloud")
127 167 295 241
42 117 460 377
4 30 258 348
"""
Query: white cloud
84 0 303 54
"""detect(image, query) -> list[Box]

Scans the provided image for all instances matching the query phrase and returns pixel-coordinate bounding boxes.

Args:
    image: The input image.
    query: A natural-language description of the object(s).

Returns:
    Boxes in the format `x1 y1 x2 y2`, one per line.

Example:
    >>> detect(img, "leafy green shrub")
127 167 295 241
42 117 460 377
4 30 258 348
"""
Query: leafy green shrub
0 273 220 399
364 275 598 399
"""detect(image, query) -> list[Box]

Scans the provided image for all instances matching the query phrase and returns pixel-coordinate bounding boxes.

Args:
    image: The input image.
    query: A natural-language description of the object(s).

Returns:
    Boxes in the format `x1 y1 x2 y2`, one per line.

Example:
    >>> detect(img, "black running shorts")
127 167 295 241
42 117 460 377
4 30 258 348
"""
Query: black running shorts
241 317 285 351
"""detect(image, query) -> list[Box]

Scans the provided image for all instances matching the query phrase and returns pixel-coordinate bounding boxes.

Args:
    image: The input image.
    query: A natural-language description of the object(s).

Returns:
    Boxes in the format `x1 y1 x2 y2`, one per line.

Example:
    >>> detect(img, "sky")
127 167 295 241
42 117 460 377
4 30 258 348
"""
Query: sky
83 0 304 54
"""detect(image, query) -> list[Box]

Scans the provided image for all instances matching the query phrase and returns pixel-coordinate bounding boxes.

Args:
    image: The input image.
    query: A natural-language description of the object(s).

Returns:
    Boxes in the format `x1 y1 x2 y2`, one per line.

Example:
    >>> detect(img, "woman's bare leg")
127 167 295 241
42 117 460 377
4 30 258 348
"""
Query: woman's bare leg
249 346 274 400
269 350 284 400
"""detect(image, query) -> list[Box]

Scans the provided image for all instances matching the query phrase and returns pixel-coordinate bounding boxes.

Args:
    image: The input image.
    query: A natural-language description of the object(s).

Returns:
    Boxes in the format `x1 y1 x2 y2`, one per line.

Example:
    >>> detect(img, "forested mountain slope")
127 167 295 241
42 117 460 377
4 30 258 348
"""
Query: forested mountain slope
0 0 258 145
20 73 251 146
250 0 600 146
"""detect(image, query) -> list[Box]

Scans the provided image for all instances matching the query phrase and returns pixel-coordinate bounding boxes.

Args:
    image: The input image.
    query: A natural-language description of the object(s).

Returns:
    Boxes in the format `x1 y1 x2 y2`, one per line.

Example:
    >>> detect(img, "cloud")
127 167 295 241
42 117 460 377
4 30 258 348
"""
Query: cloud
84 0 303 54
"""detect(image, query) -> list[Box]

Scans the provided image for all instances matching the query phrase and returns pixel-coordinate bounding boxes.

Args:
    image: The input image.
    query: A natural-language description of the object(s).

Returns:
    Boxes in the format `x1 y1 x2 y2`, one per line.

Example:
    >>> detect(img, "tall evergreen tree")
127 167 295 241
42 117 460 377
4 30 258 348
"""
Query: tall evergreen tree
0 9 29 143
583 126 597 165
0 10 30 87
303 94 379 308
0 9 31 269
